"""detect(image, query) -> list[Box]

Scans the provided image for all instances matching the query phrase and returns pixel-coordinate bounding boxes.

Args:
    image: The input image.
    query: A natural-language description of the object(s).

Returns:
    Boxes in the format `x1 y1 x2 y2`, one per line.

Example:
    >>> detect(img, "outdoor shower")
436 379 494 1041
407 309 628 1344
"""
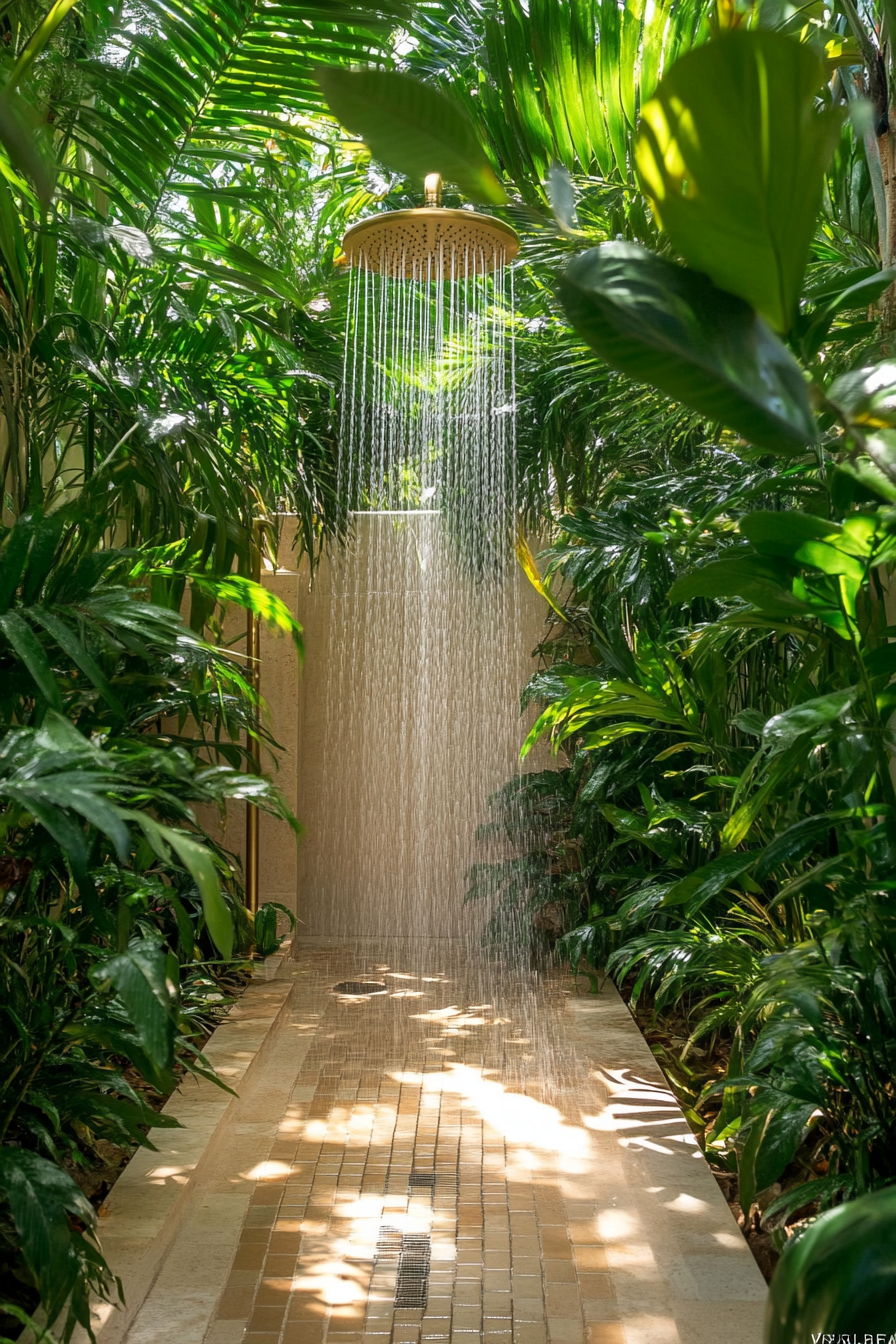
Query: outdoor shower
302 174 527 946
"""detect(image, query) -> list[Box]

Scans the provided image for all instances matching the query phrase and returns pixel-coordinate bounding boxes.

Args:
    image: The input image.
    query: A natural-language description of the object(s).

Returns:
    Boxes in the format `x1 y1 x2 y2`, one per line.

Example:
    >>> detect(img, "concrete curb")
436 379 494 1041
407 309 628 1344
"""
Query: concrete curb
72 948 298 1344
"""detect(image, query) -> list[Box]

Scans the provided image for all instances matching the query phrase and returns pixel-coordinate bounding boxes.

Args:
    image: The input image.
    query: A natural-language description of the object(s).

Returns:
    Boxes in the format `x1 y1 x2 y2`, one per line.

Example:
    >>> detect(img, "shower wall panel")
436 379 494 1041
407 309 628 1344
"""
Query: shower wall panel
257 514 552 941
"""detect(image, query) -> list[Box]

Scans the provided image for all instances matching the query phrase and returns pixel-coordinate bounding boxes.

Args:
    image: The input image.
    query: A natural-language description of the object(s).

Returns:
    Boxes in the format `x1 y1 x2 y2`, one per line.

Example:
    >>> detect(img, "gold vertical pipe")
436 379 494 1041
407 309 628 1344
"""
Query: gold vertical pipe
245 524 262 914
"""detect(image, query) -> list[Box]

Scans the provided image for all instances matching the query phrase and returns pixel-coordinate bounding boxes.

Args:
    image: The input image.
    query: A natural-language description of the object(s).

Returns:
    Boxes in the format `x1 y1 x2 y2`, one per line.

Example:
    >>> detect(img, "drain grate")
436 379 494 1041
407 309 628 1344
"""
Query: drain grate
374 1225 432 1309
408 1169 435 1191
394 1233 431 1309
332 980 387 996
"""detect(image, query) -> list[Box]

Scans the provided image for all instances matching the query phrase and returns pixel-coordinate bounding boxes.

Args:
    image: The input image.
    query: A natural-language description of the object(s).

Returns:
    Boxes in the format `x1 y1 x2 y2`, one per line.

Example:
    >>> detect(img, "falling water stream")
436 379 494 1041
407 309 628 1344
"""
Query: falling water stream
338 242 515 568
303 237 578 1100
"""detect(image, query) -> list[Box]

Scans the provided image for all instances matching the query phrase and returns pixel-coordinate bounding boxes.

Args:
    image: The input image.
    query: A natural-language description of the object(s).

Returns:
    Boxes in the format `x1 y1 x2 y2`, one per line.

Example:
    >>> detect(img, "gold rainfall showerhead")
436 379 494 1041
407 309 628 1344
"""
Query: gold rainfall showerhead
341 174 519 279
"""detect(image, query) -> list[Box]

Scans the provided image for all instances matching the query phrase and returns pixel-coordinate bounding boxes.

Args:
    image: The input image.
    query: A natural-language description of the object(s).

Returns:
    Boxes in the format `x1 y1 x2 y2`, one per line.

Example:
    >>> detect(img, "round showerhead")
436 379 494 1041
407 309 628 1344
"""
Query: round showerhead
341 175 519 279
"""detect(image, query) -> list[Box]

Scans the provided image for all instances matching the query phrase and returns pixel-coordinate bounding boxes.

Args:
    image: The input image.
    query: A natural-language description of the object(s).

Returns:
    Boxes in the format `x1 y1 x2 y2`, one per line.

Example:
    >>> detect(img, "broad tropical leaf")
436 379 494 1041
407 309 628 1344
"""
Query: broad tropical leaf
668 553 800 605
129 815 235 961
737 1102 815 1214
558 243 818 452
92 944 178 1080
636 30 843 331
762 691 857 750
0 1148 104 1323
662 852 755 909
766 1186 896 1342
316 67 506 203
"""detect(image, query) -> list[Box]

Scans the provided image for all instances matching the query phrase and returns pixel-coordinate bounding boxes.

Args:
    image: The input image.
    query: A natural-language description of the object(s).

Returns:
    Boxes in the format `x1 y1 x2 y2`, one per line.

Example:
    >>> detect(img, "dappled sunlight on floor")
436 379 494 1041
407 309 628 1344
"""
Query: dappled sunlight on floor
198 945 766 1344
391 1066 593 1169
582 1070 702 1157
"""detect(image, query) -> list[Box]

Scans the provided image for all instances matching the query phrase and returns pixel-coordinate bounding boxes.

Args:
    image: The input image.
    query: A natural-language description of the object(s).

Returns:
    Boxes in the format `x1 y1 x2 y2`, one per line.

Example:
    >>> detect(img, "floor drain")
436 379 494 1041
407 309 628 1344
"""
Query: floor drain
374 1225 432 1309
332 980 387 996
408 1170 435 1190
394 1233 431 1309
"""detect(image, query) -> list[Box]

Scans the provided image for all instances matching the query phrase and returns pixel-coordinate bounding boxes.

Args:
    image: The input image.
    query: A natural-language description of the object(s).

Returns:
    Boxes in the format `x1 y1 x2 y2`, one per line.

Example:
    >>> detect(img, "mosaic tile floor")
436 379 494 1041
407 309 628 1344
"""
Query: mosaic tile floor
191 944 765 1344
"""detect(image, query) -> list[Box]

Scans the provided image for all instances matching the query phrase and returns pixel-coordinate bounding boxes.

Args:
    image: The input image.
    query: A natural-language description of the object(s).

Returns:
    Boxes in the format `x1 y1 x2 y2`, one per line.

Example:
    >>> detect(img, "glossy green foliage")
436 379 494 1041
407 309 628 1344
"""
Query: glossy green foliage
636 31 842 332
766 1187 896 1341
514 465 896 1211
0 512 304 1333
672 508 894 642
795 267 896 360
252 901 297 958
558 243 818 452
316 67 506 203
0 1148 110 1334
0 715 293 1331
411 0 707 203
0 509 294 749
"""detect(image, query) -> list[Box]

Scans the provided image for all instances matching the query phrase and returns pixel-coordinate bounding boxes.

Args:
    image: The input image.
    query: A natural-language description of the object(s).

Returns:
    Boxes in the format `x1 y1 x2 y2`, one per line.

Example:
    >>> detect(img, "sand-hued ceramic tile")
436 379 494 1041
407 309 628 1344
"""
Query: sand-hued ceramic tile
104 945 772 1344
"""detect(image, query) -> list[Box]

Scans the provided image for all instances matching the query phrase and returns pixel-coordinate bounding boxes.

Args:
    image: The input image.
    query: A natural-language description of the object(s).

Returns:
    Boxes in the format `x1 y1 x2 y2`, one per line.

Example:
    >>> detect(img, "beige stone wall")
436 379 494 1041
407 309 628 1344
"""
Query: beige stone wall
254 514 554 938
254 536 303 912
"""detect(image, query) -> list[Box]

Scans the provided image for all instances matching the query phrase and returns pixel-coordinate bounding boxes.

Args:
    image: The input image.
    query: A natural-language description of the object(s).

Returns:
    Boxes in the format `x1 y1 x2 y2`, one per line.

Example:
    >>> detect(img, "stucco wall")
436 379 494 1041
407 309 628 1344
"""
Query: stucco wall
254 513 553 940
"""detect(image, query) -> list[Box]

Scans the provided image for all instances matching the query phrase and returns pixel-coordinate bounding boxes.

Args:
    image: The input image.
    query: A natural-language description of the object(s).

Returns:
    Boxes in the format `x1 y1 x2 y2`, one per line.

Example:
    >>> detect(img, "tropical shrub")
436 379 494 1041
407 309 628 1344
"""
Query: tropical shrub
499 13 896 1240
0 506 304 1336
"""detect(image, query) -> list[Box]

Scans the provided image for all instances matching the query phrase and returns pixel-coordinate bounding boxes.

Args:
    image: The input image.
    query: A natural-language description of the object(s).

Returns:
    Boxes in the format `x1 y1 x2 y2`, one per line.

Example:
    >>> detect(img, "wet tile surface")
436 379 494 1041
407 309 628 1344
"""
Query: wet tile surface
195 945 765 1344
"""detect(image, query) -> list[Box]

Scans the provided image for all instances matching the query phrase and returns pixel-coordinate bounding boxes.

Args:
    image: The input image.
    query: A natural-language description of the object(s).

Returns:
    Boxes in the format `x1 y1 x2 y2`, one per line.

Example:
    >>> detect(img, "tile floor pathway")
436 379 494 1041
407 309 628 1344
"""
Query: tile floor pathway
127 943 767 1344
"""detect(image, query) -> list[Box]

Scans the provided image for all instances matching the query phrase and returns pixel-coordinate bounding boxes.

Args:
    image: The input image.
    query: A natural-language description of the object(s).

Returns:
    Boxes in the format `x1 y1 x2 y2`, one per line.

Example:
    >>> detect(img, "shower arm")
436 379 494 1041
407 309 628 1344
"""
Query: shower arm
424 173 442 207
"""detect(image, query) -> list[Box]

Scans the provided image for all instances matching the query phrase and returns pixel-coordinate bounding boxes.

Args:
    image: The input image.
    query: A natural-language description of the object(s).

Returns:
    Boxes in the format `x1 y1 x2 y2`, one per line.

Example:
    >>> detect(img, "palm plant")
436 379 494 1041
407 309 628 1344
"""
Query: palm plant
411 0 708 203
1 0 396 557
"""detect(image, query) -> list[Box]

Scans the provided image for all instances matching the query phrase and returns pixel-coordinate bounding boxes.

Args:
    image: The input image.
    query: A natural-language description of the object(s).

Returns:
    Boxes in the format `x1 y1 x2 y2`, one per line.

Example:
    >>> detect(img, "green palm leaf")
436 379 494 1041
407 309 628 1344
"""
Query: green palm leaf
413 0 707 200
69 0 395 223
